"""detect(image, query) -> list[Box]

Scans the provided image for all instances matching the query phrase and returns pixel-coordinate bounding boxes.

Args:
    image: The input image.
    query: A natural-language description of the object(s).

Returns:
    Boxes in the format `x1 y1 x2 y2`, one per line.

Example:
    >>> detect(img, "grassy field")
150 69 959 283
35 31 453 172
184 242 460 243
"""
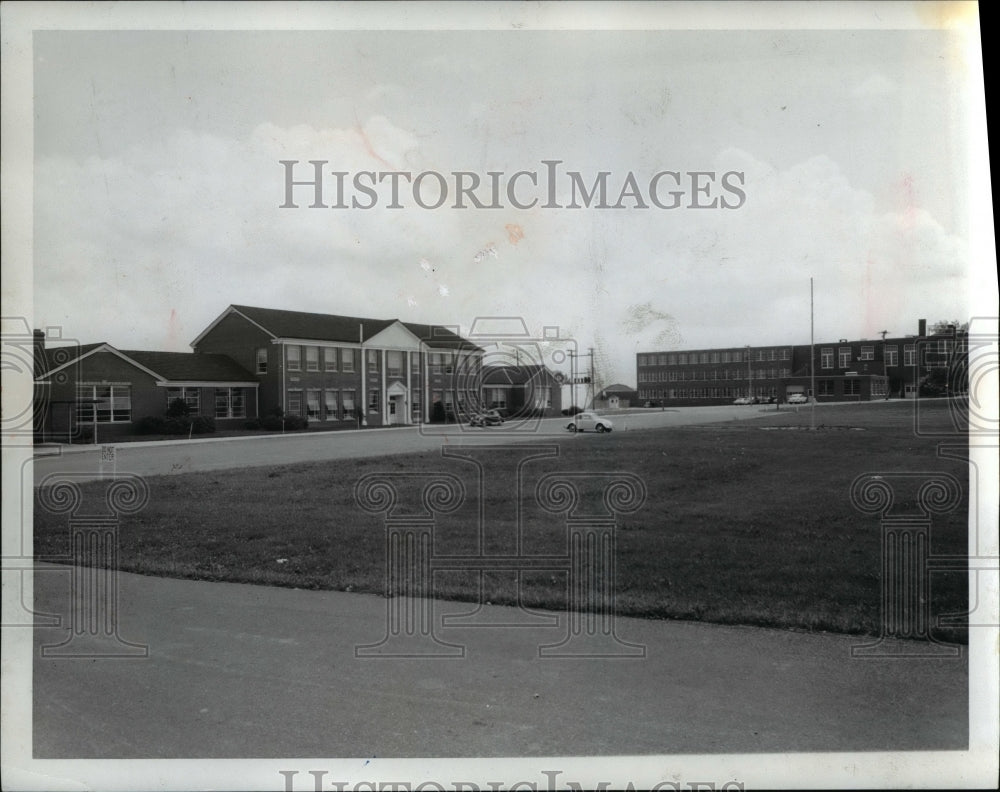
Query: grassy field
33 400 969 641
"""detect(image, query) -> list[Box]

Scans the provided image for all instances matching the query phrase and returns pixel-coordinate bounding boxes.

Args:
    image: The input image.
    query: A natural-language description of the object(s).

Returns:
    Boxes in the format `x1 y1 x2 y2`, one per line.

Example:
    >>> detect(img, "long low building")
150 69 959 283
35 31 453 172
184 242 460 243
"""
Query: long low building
636 319 968 406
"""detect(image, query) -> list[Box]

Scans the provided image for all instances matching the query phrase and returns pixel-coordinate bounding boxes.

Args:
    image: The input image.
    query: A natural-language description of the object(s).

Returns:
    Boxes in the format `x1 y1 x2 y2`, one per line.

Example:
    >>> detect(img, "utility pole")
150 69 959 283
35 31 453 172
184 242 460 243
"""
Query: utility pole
810 277 815 429
568 349 594 409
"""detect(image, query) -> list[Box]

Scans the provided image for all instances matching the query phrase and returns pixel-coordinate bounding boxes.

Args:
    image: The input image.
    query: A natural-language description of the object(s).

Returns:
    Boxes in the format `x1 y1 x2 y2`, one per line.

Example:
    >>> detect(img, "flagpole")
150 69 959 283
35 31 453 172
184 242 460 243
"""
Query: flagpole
810 277 816 430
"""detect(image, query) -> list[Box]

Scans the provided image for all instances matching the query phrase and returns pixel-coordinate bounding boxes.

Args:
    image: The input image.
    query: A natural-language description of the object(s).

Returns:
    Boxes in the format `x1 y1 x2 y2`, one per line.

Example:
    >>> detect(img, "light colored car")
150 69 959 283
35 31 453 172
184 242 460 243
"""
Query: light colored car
733 396 752 405
567 411 614 433
787 393 808 404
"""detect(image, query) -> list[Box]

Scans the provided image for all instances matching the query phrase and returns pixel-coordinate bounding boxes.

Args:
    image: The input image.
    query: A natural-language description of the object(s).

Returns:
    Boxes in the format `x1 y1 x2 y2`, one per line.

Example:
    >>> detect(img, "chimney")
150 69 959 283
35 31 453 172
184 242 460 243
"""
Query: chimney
33 328 45 378
918 319 926 337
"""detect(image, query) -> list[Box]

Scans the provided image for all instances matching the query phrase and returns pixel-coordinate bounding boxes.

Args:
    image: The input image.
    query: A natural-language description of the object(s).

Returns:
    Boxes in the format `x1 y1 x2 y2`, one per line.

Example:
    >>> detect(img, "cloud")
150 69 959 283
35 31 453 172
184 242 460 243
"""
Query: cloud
852 73 898 98
34 129 971 388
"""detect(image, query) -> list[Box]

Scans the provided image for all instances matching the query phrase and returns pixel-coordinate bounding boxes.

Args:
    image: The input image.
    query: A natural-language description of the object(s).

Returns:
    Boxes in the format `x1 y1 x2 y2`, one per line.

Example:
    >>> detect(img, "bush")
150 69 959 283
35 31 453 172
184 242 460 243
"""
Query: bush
244 419 261 430
135 416 167 435
189 416 216 434
165 398 192 418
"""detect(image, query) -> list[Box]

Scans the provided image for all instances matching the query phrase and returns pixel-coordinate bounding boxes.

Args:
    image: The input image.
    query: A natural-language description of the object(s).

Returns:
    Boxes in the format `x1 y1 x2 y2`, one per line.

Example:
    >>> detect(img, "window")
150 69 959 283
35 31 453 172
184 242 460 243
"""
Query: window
844 379 860 396
818 380 835 396
411 390 421 419
488 388 507 409
256 347 268 374
387 350 403 378
699 352 709 364
286 390 303 416
821 348 833 369
755 350 766 362
166 387 200 412
860 345 874 361
885 345 898 366
667 354 677 365
324 347 337 372
77 385 131 423
904 344 916 366
306 389 321 419
305 346 319 371
368 389 379 414
443 352 455 375
769 349 777 361
838 348 852 368
216 388 246 419
710 352 719 363
367 349 378 369
411 352 420 373
678 354 687 365
287 345 301 371
341 348 355 373
342 389 356 416
324 389 339 420
781 348 790 360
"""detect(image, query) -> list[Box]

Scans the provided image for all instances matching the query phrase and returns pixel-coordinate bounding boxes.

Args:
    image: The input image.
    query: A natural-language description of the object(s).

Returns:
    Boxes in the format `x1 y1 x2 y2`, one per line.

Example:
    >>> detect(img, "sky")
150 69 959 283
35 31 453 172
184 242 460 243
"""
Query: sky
25 7 991 387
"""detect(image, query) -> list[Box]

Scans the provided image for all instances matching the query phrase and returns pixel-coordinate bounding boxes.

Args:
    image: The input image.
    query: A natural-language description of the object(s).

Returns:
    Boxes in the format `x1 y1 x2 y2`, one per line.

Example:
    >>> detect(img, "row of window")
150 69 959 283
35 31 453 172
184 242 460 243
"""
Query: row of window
638 387 778 399
639 368 793 383
163 386 247 419
278 346 357 374
285 388 358 420
639 377 886 401
641 340 963 372
638 349 791 366
275 346 476 377
818 345 910 368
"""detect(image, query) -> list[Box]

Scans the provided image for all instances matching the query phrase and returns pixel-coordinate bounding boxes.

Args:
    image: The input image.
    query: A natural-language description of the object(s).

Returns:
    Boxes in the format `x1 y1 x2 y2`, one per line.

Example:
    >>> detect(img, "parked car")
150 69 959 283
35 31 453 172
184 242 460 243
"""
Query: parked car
787 393 808 404
733 396 752 405
469 409 505 427
567 412 614 433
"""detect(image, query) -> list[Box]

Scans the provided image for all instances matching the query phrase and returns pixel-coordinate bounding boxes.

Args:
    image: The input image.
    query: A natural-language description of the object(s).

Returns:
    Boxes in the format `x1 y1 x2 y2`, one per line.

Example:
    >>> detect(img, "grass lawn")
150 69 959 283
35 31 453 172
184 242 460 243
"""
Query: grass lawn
33 400 969 641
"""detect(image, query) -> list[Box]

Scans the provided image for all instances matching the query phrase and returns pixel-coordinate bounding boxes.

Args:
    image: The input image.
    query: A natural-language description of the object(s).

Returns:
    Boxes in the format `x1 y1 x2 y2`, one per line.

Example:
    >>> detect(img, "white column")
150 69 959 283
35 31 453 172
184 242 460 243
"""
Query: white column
381 348 388 424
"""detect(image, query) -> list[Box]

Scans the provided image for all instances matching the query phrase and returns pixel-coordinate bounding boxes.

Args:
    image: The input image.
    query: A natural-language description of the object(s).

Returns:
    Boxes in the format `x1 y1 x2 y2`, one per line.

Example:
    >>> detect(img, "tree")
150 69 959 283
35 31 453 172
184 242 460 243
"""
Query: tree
929 320 969 335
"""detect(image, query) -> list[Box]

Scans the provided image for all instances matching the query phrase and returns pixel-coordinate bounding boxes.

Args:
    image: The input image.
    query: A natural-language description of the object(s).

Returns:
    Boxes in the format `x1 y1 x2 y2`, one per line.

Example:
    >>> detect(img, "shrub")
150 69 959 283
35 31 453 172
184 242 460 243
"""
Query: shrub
244 419 261 430
135 416 167 435
189 416 216 434
165 398 192 418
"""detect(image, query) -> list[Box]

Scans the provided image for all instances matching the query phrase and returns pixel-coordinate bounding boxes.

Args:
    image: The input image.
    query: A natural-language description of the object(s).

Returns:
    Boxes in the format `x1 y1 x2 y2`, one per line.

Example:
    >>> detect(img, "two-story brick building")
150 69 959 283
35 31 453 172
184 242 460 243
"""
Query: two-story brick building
33 304 486 441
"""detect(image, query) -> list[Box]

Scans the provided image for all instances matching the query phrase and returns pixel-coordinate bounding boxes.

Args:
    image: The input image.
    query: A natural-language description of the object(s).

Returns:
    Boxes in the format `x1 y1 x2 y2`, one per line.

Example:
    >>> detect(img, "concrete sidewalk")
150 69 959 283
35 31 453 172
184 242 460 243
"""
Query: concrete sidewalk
32 567 967 758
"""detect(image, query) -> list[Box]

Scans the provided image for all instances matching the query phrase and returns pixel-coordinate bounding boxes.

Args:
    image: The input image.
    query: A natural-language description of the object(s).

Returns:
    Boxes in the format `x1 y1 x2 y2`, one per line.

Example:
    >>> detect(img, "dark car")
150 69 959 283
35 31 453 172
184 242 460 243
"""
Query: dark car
469 409 505 427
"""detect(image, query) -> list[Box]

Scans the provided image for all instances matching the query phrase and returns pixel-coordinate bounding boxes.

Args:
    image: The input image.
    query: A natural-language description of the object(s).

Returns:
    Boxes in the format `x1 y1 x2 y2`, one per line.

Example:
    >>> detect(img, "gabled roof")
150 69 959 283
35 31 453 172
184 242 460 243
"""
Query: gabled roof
120 351 256 383
40 342 107 376
601 383 637 393
482 363 560 386
37 342 256 384
194 304 481 351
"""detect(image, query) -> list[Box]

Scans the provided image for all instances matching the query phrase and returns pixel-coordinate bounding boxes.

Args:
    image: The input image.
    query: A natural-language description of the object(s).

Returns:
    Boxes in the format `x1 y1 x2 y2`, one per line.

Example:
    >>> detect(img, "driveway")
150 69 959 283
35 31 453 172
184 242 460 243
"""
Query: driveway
31 405 783 484
30 566 967 759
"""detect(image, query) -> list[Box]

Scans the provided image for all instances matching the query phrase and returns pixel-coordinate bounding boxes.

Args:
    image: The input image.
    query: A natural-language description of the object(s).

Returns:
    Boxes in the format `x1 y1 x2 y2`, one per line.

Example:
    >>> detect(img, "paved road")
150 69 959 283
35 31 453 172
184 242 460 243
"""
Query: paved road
31 567 966 758
31 404 785 484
